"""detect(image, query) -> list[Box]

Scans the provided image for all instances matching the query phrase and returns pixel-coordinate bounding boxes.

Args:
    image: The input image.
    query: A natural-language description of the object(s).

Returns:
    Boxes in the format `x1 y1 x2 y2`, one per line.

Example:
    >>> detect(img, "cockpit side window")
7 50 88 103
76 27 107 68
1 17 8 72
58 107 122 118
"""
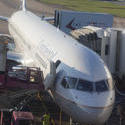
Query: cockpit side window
61 77 77 89
77 79 93 92
95 80 108 92
61 78 69 88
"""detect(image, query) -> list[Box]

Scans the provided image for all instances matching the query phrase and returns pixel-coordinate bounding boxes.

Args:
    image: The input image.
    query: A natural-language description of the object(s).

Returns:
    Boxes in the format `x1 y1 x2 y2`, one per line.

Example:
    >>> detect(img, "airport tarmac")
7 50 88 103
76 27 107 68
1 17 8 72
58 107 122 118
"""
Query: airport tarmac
0 0 57 34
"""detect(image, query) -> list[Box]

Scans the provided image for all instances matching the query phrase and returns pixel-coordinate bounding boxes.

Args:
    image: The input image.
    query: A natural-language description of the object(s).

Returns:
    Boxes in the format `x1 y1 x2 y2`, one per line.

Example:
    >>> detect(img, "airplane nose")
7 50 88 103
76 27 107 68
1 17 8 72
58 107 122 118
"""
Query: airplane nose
72 103 113 125
86 107 113 124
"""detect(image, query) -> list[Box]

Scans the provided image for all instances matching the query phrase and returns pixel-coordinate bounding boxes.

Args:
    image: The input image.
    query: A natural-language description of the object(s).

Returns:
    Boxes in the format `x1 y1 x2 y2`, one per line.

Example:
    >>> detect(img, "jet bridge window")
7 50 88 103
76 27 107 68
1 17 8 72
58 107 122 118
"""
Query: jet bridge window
61 77 77 89
77 79 93 92
95 80 108 92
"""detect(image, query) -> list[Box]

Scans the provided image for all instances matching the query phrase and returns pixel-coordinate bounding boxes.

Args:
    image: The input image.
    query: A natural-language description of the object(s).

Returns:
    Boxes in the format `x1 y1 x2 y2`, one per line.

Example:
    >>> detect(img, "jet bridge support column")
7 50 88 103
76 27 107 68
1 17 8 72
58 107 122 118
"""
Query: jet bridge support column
70 116 72 125
0 40 7 86
59 109 62 125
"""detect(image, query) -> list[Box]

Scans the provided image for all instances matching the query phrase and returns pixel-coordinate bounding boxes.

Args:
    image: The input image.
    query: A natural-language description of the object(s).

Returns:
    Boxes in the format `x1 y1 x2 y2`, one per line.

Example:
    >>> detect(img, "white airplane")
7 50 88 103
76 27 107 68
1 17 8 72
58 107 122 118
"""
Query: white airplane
0 0 115 124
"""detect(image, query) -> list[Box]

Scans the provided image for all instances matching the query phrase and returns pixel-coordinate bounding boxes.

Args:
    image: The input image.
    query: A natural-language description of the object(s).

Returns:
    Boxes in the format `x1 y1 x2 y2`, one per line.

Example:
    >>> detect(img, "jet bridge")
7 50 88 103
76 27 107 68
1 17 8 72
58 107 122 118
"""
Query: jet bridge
71 26 125 89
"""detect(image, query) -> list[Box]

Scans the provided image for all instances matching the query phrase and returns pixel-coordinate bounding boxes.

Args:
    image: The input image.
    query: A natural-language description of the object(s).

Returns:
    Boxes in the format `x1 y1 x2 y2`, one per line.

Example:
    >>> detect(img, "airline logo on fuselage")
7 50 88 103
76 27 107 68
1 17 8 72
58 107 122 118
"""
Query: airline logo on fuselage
66 18 76 30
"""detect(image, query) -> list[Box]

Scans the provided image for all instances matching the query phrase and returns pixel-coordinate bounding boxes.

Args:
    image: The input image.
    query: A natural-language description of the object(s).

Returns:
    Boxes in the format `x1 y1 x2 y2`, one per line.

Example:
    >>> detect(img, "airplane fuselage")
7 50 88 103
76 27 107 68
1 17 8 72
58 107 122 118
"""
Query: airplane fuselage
8 10 115 124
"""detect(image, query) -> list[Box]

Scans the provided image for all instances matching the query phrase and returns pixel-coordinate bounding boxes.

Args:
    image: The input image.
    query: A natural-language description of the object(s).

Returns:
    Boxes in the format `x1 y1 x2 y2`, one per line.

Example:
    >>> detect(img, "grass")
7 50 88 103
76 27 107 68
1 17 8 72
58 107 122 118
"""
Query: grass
38 0 125 17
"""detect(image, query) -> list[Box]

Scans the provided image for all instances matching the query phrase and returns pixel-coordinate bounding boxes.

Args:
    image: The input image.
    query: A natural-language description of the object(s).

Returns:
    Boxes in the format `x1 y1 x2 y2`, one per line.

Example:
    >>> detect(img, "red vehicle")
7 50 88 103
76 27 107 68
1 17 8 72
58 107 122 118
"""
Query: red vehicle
1 110 34 125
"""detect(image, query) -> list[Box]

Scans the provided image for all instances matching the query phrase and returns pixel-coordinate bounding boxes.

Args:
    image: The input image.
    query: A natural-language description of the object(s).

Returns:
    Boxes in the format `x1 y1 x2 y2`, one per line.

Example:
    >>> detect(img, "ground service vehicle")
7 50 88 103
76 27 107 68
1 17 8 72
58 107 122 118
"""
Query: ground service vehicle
0 109 33 125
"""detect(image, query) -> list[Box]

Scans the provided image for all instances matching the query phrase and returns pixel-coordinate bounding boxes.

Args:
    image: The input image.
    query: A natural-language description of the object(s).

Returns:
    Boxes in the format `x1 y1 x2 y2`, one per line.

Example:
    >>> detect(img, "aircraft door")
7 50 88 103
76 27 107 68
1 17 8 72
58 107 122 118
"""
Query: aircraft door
44 61 56 90
54 70 65 89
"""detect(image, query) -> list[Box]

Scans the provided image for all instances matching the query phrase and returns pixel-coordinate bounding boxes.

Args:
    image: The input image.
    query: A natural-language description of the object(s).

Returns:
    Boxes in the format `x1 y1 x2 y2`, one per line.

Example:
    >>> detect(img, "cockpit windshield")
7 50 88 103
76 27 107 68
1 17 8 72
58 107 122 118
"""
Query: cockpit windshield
95 80 108 92
61 77 77 89
77 79 93 92
61 77 114 92
95 78 114 92
61 77 93 92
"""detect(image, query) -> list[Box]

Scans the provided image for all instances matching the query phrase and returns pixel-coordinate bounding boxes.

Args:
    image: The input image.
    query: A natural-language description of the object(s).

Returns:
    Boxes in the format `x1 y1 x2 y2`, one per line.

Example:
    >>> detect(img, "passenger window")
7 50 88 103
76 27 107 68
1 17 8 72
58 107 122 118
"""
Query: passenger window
95 80 108 92
77 79 93 92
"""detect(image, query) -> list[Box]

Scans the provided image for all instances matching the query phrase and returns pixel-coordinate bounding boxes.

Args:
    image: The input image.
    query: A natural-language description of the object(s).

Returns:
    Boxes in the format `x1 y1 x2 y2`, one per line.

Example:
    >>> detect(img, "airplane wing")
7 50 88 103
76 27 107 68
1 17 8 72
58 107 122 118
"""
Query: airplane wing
7 51 24 64
0 16 8 22
44 17 54 21
7 51 34 67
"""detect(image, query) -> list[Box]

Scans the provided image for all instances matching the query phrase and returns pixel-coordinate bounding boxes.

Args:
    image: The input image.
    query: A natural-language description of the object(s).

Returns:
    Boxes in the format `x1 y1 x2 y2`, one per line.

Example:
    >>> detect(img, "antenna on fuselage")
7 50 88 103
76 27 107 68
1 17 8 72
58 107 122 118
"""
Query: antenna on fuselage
21 0 26 11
